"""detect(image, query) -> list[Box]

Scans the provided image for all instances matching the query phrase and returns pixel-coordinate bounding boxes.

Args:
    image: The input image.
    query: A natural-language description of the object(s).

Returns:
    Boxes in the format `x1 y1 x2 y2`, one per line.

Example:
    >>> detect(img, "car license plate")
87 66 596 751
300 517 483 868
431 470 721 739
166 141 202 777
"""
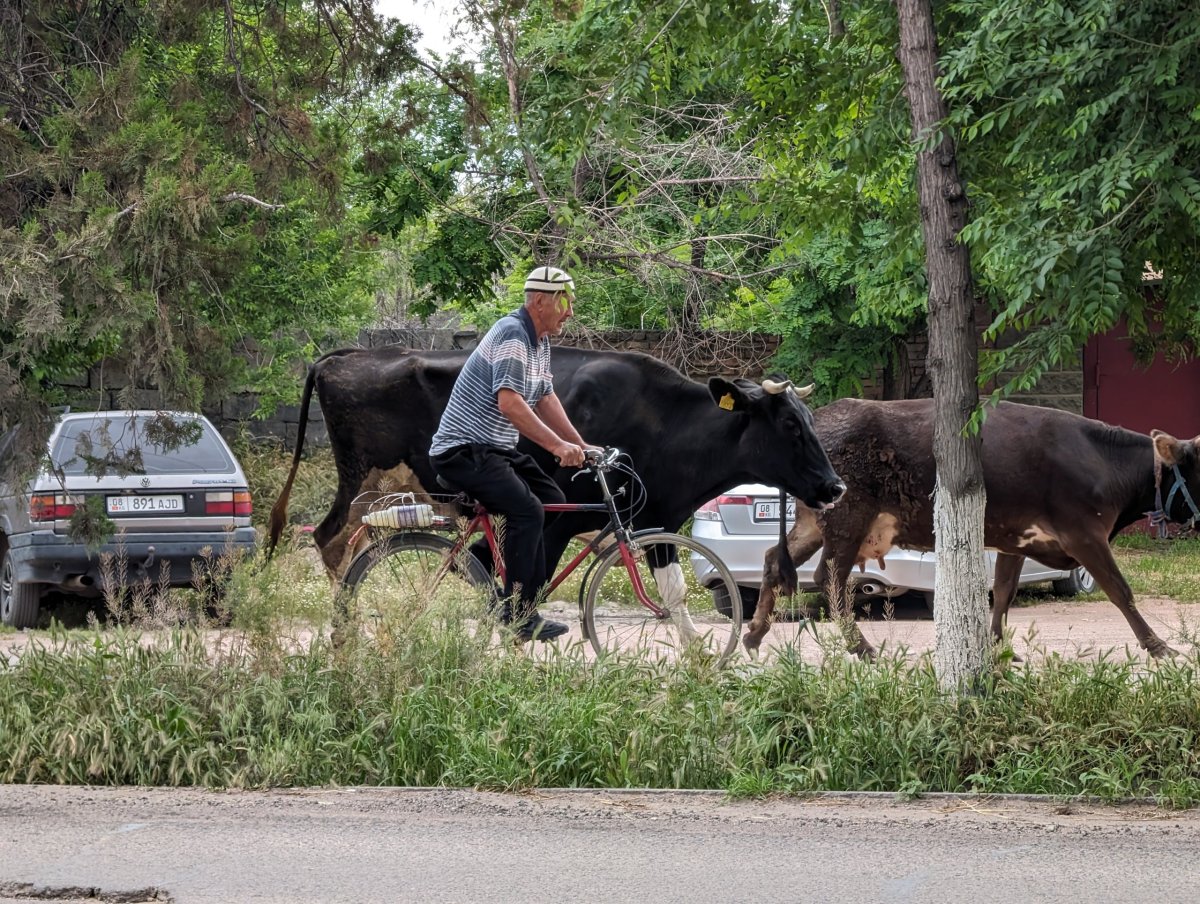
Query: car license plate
106 494 185 515
754 499 796 521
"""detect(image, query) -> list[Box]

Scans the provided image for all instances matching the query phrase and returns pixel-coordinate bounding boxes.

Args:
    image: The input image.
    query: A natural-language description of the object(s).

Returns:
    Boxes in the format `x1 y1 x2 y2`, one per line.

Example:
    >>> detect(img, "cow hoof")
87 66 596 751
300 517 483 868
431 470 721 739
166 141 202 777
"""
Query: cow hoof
742 632 764 656
846 631 877 660
1147 641 1181 659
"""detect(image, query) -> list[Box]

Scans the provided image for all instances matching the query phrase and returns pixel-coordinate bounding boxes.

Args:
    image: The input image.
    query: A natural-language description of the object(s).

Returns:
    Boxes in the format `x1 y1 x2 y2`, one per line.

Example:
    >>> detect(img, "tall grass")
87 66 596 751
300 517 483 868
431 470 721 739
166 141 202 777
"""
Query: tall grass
1112 534 1200 601
4 452 1200 801
3 605 1199 802
231 436 339 533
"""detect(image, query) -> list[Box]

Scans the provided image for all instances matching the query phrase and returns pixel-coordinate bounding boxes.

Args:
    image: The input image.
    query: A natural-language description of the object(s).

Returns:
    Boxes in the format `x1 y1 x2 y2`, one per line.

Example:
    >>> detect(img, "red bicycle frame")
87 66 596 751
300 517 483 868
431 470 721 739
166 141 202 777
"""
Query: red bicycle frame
437 500 667 618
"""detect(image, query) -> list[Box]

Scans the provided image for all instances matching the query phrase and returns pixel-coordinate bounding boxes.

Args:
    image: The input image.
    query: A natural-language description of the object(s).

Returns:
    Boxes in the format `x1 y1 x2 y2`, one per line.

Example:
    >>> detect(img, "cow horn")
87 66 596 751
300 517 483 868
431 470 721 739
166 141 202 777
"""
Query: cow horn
762 378 815 400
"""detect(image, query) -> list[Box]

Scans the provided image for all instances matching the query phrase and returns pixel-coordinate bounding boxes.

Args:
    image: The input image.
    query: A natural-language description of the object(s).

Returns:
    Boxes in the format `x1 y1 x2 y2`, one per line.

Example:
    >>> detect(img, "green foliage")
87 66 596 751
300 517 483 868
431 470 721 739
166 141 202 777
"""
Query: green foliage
725 226 925 402
230 436 339 531
942 0 1200 399
0 0 412 471
1112 535 1200 601
379 0 822 338
411 214 508 312
3 526 1200 795
720 2 931 396
3 625 1200 801
66 496 117 553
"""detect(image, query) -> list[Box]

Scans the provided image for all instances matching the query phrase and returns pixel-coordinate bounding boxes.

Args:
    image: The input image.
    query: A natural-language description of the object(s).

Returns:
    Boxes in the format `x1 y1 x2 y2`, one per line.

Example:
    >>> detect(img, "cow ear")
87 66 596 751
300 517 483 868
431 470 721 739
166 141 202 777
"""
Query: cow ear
1151 429 1184 466
708 377 755 412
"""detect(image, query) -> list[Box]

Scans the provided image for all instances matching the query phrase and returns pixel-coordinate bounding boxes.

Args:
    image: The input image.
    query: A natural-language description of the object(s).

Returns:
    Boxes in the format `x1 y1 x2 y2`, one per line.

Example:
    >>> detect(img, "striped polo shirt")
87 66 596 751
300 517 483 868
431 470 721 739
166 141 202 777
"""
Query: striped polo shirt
430 307 554 455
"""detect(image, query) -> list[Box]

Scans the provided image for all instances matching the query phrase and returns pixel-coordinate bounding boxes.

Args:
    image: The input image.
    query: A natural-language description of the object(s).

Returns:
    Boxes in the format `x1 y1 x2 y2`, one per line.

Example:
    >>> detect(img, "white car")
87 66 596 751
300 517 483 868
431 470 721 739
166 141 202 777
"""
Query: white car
691 483 1095 619
0 410 257 628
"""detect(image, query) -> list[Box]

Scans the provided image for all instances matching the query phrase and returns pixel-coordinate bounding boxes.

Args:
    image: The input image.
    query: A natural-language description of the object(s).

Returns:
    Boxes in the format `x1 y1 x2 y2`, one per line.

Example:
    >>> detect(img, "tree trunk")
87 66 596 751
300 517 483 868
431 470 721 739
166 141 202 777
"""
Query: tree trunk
681 237 708 330
894 0 989 690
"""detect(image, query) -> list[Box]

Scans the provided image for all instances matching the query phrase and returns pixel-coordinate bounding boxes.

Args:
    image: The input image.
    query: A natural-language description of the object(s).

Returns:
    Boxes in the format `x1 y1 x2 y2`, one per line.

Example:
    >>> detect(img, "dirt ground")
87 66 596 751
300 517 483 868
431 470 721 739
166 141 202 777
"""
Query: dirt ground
2 593 1196 664
743 593 1200 663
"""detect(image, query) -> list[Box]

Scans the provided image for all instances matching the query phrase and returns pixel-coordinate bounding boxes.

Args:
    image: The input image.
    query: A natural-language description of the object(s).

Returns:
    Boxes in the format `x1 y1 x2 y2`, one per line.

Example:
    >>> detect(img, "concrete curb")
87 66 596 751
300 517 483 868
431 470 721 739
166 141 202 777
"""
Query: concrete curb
328 785 1170 807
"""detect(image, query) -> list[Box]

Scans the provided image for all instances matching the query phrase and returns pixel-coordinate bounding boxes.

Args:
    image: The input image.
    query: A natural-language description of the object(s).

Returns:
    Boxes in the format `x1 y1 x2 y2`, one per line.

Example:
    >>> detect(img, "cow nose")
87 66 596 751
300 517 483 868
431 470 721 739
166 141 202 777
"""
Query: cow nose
827 480 847 503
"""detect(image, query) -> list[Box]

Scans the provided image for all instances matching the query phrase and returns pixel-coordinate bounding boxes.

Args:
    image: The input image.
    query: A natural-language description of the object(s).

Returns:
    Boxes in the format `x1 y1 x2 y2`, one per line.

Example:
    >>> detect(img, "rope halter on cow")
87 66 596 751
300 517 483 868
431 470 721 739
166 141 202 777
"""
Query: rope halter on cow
1147 461 1200 538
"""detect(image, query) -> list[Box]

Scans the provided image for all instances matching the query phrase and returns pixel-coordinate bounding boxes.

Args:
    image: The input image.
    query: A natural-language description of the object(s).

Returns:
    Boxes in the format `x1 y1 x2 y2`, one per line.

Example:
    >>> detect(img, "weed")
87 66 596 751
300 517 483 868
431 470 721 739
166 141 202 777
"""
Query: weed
5 610 1199 802
5 453 1200 799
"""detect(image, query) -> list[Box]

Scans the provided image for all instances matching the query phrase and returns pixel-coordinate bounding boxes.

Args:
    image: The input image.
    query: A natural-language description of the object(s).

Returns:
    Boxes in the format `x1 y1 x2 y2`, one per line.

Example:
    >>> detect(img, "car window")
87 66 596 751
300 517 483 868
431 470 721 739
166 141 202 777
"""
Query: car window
52 415 236 475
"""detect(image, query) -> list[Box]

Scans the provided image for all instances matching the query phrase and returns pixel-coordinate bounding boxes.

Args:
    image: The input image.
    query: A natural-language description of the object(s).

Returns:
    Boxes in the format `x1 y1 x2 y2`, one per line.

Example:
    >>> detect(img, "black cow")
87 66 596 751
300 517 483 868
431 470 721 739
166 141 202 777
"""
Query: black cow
268 345 845 583
747 398 1200 659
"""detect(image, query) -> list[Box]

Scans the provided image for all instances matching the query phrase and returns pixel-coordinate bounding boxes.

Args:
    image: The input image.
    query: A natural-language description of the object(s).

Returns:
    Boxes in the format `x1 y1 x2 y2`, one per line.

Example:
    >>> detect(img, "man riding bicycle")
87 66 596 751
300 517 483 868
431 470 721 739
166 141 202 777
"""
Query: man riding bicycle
429 266 594 641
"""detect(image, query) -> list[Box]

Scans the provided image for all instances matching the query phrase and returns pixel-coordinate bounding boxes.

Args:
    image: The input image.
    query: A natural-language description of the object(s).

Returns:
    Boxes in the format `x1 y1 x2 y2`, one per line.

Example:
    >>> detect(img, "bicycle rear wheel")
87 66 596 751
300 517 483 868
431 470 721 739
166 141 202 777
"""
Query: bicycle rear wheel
582 531 743 666
337 531 495 638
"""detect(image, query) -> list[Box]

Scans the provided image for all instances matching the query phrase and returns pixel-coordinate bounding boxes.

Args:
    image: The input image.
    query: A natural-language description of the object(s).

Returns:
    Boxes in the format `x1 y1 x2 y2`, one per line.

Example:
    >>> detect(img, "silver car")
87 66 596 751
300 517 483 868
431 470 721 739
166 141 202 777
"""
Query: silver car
691 483 1095 618
0 410 257 628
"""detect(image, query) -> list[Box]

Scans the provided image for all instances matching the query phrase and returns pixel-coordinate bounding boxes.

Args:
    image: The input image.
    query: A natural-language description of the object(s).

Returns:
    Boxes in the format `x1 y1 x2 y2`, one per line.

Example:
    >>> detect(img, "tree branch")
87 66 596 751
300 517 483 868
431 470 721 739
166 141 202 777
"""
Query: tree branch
219 192 285 211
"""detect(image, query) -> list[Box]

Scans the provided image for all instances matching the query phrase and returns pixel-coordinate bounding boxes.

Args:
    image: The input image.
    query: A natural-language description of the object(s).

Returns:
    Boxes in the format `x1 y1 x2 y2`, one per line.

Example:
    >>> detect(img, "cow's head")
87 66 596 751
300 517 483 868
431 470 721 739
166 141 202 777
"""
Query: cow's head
1151 430 1200 528
708 376 845 508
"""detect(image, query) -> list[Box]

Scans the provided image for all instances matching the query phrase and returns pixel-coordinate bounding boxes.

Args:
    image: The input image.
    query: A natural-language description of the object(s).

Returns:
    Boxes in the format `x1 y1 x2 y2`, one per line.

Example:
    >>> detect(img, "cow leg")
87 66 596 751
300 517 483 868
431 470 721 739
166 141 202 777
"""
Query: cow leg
318 463 433 582
800 503 884 660
542 516 584 579
643 543 702 643
1063 540 1179 658
743 506 822 655
991 553 1024 655
315 479 362 577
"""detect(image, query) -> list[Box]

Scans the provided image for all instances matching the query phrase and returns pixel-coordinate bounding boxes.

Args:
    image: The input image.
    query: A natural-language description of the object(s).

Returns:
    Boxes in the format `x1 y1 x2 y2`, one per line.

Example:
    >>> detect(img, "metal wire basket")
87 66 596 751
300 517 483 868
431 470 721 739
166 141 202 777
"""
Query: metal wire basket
353 490 468 531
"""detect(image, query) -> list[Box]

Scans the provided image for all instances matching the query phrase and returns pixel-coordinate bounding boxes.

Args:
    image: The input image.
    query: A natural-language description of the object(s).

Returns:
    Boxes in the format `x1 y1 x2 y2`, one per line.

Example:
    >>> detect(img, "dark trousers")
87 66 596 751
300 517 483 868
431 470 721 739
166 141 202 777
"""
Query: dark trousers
431 444 566 614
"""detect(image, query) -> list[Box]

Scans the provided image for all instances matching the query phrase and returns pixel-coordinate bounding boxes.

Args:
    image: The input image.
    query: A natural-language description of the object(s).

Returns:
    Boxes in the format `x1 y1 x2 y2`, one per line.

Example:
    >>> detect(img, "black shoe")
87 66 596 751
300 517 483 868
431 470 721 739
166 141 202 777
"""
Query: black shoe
512 612 569 642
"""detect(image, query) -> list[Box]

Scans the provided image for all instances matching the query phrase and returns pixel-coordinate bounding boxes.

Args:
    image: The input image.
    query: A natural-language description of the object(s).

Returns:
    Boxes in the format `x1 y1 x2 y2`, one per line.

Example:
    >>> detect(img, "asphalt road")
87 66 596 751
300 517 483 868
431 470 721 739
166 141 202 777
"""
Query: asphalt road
3 786 1200 903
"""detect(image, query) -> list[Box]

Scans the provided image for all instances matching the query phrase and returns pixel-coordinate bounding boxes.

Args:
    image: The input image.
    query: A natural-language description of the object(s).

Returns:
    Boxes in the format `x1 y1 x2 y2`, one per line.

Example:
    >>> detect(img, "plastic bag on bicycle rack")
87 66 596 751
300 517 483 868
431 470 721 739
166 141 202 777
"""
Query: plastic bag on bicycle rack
361 503 435 529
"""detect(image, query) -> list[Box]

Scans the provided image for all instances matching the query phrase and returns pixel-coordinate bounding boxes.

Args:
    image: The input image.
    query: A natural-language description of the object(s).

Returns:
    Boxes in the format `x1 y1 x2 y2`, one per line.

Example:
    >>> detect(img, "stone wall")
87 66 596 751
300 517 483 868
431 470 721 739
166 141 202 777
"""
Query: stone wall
53 322 1084 448
991 320 1085 414
57 328 783 448
999 368 1085 413
851 304 1084 414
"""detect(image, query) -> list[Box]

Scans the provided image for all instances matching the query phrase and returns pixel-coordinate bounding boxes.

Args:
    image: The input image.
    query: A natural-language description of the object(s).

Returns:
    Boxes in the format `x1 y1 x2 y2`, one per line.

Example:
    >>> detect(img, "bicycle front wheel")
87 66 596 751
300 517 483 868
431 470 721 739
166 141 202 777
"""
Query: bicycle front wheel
583 531 743 666
337 531 495 637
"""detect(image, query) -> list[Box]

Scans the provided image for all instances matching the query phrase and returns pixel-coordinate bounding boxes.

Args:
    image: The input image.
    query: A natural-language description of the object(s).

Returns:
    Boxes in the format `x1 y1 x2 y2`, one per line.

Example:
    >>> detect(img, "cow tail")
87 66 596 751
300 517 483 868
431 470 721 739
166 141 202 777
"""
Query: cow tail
266 362 317 559
776 488 798 597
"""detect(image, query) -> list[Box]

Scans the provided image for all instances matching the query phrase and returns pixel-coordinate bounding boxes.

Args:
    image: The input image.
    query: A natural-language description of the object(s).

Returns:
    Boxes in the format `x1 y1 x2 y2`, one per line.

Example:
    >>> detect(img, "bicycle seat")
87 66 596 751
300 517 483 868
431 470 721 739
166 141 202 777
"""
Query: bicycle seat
436 474 478 507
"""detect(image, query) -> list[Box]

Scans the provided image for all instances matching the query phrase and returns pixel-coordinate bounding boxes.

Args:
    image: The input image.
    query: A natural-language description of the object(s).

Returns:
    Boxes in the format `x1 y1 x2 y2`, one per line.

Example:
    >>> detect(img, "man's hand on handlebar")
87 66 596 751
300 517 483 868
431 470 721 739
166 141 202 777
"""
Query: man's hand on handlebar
584 446 620 467
553 441 586 468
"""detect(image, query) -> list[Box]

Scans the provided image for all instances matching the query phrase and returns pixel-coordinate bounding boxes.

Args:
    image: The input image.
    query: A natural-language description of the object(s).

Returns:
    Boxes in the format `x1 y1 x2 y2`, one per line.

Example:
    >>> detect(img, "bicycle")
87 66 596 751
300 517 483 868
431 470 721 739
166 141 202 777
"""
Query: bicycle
337 447 745 664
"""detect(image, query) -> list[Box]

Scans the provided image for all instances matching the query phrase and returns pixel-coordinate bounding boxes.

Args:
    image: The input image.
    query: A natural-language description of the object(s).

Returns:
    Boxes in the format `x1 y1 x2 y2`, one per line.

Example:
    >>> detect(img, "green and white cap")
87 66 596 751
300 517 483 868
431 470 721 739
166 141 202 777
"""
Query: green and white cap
524 266 575 294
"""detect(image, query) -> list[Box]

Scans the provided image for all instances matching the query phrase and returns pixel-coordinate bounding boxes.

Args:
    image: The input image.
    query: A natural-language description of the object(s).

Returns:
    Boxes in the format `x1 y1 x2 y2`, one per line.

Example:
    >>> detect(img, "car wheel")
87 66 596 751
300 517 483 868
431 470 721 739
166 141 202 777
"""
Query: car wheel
922 590 936 615
1 550 41 629
711 583 760 621
1052 566 1096 597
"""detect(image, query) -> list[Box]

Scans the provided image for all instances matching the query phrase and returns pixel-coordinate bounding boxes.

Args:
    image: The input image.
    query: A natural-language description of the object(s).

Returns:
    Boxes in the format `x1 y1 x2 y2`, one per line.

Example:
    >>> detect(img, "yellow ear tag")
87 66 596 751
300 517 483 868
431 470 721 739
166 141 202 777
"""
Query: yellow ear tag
719 393 735 411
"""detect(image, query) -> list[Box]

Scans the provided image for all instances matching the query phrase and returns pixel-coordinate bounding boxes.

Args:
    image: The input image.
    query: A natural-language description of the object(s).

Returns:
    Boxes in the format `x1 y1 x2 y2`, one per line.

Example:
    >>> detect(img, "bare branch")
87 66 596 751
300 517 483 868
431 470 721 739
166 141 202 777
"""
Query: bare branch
219 192 285 211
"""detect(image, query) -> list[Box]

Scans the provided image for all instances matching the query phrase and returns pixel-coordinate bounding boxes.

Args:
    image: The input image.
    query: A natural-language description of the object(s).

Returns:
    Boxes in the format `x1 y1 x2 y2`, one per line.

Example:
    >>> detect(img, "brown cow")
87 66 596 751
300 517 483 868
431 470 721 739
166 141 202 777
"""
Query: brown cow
746 398 1200 659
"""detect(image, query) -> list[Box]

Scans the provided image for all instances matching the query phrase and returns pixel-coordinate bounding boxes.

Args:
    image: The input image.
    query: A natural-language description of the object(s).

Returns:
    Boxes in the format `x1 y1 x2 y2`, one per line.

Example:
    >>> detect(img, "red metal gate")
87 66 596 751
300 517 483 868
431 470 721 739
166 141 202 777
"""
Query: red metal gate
1083 322 1200 439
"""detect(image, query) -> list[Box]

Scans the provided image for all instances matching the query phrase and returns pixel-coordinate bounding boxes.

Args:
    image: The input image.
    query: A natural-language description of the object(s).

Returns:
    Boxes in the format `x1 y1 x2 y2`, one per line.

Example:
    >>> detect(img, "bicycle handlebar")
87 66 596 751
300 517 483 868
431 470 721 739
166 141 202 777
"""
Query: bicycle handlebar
568 446 621 481
584 446 621 468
